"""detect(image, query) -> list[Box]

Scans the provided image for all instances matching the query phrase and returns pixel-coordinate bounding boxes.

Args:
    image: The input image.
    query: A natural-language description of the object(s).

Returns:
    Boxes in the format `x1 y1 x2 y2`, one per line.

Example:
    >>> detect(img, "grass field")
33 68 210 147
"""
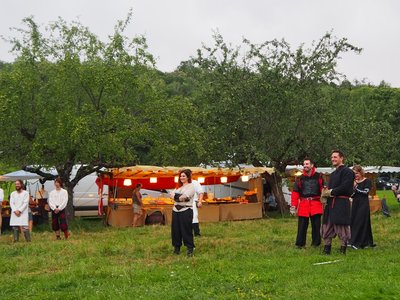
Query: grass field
1 190 399 299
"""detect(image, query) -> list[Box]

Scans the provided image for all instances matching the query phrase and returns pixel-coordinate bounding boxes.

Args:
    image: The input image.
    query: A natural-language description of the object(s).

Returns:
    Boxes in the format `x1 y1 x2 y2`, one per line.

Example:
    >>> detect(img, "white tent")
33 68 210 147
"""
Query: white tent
286 165 400 175
0 170 43 181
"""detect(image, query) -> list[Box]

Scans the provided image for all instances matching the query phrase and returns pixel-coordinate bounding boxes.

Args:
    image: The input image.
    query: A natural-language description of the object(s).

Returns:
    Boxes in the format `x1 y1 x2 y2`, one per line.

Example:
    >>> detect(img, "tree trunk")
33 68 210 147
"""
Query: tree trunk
265 172 289 215
64 183 75 222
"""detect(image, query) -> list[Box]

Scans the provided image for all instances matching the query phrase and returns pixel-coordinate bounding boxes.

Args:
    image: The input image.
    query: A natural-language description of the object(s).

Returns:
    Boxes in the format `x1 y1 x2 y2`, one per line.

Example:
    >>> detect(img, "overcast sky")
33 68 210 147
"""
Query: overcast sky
1 0 399 87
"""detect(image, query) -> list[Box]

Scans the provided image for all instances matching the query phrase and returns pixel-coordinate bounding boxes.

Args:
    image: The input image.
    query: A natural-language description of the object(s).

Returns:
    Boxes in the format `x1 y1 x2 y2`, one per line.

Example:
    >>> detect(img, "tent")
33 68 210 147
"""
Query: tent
101 165 275 227
101 165 274 190
286 165 400 176
0 170 43 181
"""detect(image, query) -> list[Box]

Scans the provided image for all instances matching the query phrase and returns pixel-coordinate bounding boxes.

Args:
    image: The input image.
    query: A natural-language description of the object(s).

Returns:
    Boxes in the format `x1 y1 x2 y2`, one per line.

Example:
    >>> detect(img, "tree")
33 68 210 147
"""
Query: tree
186 32 363 212
0 14 203 219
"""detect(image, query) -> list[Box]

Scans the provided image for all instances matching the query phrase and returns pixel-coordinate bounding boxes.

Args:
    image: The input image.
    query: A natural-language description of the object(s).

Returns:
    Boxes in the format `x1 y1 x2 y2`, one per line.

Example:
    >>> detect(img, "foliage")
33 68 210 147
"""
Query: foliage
0 14 204 217
185 32 363 171
178 32 367 211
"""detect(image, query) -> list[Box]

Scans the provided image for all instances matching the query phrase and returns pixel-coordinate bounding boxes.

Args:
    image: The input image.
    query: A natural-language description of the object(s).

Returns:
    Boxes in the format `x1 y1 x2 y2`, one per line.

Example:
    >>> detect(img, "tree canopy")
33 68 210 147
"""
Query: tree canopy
0 14 204 217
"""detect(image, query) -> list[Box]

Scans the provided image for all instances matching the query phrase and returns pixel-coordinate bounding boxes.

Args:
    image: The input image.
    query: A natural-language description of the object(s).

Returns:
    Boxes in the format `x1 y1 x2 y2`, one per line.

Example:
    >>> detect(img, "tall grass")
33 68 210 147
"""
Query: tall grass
1 192 399 299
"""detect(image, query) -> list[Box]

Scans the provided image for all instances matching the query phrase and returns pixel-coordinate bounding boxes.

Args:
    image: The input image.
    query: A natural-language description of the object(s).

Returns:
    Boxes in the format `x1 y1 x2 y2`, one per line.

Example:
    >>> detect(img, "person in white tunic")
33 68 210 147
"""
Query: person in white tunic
10 179 31 242
191 179 204 236
48 177 69 240
171 169 195 256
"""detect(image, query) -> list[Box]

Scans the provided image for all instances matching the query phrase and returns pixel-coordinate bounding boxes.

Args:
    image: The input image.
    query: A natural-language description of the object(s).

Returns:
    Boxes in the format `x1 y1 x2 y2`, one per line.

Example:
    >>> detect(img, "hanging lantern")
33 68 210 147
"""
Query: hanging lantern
123 179 132 186
197 177 205 184
174 176 179 183
241 175 249 182
220 176 228 183
150 177 157 183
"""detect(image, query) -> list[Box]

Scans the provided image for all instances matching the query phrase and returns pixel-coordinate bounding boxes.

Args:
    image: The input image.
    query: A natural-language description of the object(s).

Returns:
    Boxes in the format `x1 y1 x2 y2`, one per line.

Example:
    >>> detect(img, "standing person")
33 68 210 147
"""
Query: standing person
321 150 355 255
290 159 324 248
265 193 278 211
27 195 36 232
391 184 400 204
48 177 69 240
131 183 143 227
191 177 204 237
171 169 195 256
381 196 391 217
348 165 376 249
36 184 49 222
10 179 31 242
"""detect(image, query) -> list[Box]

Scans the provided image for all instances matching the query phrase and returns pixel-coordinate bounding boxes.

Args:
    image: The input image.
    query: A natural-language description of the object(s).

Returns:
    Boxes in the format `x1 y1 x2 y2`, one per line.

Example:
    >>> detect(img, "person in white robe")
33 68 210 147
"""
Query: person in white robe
10 179 31 242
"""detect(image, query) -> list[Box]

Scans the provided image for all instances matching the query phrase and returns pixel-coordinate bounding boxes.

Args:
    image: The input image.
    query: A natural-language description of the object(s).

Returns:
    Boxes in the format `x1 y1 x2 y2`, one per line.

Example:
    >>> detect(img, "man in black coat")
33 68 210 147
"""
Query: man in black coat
321 150 355 255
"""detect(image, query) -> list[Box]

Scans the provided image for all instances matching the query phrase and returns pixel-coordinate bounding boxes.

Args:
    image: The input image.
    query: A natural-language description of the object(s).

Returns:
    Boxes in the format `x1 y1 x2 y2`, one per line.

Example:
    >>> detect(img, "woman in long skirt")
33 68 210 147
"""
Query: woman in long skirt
349 165 376 249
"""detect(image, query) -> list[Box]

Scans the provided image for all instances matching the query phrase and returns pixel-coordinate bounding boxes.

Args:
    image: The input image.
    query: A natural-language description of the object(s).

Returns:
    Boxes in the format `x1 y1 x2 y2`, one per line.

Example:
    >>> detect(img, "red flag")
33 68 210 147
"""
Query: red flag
96 176 104 215
98 195 104 216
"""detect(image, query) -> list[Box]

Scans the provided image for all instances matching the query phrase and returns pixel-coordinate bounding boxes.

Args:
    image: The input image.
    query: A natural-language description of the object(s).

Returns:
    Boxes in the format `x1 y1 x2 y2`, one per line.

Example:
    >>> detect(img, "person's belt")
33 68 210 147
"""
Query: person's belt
300 196 320 201
174 204 192 211
331 196 350 208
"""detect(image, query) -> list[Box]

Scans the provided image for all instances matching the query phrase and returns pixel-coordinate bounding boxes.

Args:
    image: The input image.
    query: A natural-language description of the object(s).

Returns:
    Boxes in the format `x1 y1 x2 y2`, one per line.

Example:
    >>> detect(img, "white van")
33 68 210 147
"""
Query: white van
26 167 108 217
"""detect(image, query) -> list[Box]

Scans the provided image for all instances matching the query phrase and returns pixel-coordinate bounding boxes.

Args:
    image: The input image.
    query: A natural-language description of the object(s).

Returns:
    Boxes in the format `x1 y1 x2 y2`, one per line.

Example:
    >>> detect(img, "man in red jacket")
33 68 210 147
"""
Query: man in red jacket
290 159 324 248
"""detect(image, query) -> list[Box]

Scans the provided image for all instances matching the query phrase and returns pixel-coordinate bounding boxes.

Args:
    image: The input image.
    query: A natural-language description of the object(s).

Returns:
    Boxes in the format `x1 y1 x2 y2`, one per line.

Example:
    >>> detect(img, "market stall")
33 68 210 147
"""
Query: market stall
100 165 274 227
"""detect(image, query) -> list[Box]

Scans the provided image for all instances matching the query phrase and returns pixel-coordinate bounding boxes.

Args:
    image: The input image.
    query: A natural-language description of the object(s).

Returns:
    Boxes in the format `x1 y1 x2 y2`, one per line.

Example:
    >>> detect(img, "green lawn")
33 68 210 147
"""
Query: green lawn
1 192 399 299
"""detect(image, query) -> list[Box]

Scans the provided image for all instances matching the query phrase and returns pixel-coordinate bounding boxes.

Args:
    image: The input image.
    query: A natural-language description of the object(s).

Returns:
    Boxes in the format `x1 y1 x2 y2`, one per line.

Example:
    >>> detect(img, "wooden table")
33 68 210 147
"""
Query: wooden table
219 202 263 221
369 199 382 214
107 202 264 227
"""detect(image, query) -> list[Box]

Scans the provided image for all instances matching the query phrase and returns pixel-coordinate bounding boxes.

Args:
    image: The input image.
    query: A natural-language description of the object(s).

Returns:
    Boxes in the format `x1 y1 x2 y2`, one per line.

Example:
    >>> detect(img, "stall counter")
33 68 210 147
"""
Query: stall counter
106 202 263 227
219 202 263 221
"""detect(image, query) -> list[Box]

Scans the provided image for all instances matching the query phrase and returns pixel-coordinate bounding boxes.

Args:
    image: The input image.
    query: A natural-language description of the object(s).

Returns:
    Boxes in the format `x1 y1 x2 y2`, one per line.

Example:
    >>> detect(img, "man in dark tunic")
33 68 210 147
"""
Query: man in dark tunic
321 150 354 255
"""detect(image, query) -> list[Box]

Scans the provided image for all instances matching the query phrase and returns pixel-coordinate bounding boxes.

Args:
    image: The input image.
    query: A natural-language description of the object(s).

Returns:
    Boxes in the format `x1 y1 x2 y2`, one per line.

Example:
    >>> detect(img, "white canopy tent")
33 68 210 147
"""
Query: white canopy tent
286 165 400 176
0 170 43 181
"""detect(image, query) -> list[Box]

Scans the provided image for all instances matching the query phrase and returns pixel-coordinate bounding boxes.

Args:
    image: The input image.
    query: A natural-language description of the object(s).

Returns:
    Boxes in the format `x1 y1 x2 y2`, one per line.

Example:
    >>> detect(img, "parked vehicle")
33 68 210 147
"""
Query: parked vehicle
376 176 390 190
26 171 108 217
384 178 400 190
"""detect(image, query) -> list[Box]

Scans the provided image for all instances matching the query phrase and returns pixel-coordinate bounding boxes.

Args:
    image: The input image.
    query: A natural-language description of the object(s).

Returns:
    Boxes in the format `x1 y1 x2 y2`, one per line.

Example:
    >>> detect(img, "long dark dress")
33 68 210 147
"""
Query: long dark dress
349 178 375 248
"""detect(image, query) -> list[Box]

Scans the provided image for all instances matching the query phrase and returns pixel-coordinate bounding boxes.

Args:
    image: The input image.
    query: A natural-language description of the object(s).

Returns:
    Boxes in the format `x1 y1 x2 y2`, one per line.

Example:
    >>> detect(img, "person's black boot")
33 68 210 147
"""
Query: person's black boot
192 223 201 236
340 246 347 255
323 245 331 255
13 228 19 242
23 230 31 242
173 247 180 255
187 248 194 257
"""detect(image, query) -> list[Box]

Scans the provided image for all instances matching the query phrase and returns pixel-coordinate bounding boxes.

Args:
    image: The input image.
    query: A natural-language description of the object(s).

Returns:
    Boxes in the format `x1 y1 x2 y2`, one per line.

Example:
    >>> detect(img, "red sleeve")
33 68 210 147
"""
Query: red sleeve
291 191 300 207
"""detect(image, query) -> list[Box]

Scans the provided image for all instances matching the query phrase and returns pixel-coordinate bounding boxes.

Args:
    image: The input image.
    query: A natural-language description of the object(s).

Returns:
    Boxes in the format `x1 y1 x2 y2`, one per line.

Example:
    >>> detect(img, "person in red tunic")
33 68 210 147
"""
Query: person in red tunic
291 159 324 248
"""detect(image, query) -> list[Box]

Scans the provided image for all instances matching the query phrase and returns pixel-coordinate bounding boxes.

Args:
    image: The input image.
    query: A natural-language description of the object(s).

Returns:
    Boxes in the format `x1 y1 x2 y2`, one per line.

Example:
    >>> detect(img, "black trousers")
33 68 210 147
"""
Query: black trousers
192 223 201 236
172 209 194 249
295 214 322 247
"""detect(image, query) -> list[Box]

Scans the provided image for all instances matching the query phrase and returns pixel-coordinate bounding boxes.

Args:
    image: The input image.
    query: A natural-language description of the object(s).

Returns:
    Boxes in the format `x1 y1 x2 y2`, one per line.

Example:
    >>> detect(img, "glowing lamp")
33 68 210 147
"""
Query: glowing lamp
197 177 205 184
241 175 249 182
123 179 132 186
150 177 157 183
174 176 179 183
220 176 228 183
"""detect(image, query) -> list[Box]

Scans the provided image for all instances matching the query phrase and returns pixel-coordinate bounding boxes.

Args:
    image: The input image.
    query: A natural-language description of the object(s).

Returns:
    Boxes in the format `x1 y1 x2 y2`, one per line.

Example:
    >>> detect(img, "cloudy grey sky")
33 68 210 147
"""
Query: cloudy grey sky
1 0 399 86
